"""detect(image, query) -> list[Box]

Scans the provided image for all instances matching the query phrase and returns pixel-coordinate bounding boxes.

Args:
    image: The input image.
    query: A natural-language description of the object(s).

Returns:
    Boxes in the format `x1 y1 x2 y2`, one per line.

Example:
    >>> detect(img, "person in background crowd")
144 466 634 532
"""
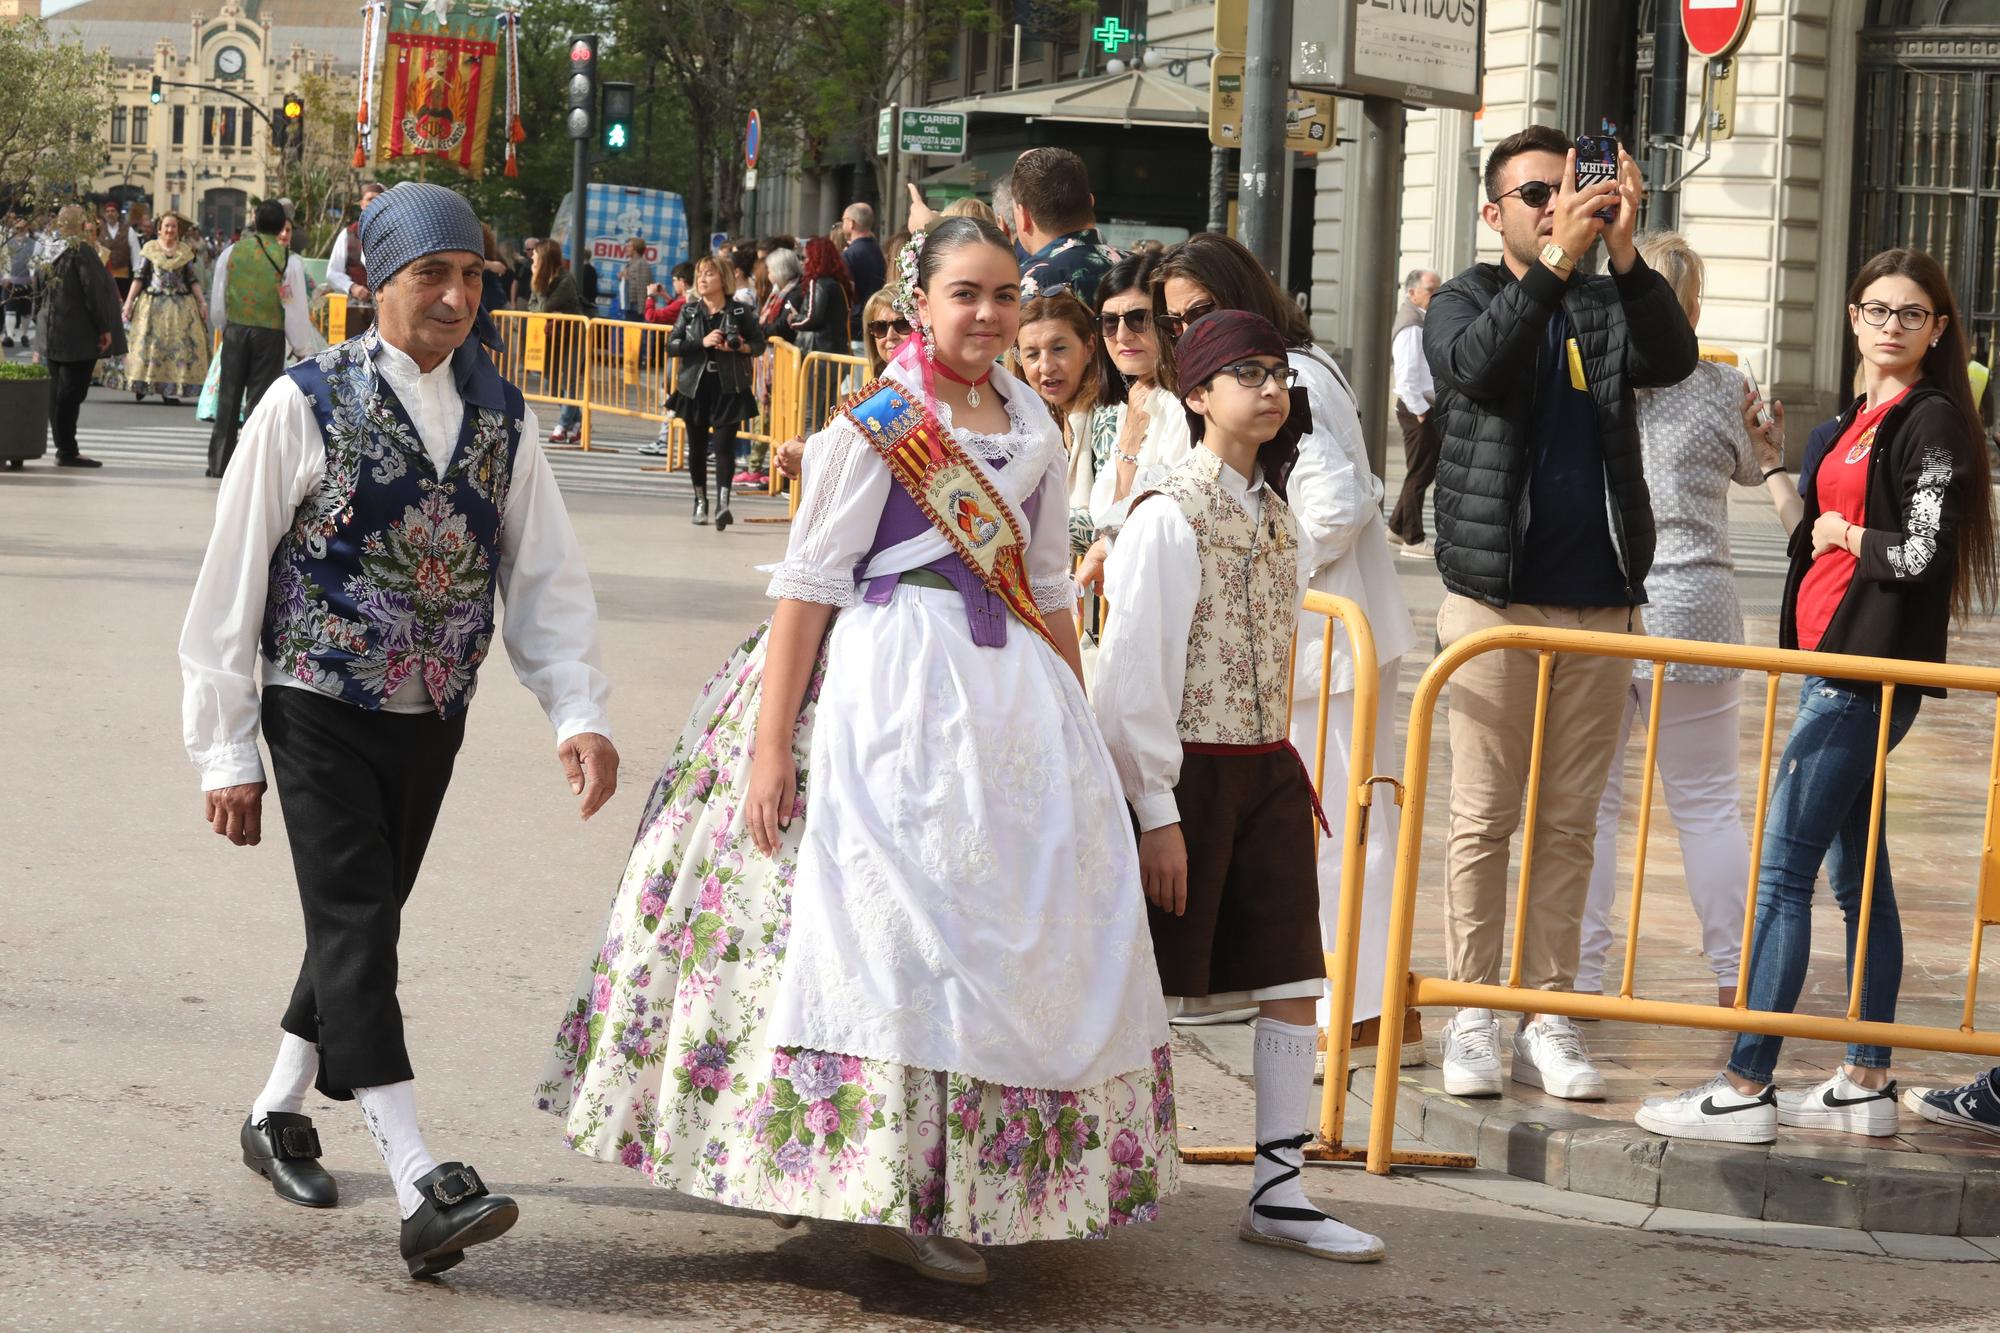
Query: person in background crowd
728 243 758 306
788 236 855 441
85 214 130 395
1155 230 1419 1074
1016 287 1103 556
181 182 616 1281
618 234 651 321
883 229 912 278
1094 309 1379 1264
512 236 537 308
126 201 153 246
1075 251 1190 589
478 223 510 318
758 246 802 341
1387 268 1442 557
577 253 599 311
99 200 134 301
1425 124 1696 1101
121 210 208 406
1579 232 1804 1012
856 285 909 380
326 181 386 339
639 262 698 457
1639 247 1996 1144
530 238 587 444
942 196 1000 227
2 214 35 348
208 198 314 477
1009 147 1121 303
840 201 886 340
992 175 1024 259
667 254 765 529
35 203 121 469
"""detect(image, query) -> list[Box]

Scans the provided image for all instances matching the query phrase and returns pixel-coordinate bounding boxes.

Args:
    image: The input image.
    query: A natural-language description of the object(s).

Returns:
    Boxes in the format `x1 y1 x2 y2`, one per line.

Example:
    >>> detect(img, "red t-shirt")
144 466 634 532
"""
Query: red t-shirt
1795 386 1911 650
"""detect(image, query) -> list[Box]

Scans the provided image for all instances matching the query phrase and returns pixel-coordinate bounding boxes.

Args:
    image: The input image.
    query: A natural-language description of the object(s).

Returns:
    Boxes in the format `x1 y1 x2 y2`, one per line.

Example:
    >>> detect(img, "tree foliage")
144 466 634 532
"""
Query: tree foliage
0 20 115 215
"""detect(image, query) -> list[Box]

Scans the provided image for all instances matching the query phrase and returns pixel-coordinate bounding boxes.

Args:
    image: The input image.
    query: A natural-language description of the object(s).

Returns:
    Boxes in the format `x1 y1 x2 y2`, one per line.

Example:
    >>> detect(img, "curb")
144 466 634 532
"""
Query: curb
1348 1068 2000 1236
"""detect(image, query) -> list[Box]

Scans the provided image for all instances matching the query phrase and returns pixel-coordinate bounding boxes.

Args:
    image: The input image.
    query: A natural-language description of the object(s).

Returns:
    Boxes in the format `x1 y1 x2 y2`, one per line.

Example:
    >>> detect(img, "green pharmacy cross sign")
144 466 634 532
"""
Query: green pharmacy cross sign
1093 17 1135 52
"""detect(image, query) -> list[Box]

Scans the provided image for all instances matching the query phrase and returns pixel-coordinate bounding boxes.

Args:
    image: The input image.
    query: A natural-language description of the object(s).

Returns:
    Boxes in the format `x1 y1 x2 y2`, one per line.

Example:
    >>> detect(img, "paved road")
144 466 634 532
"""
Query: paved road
6 393 1993 1330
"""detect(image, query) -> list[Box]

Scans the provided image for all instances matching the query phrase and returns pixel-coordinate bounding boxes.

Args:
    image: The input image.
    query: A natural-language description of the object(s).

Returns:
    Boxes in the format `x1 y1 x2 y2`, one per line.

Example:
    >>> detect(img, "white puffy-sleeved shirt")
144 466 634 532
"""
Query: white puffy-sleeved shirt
1085 387 1195 539
1095 454 1314 832
766 361 1076 617
1286 346 1418 698
179 337 612 791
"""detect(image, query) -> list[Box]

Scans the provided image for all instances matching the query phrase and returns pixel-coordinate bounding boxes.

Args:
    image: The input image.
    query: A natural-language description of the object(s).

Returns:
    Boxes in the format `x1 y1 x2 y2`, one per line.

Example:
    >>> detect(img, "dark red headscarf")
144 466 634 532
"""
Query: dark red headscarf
1172 309 1313 498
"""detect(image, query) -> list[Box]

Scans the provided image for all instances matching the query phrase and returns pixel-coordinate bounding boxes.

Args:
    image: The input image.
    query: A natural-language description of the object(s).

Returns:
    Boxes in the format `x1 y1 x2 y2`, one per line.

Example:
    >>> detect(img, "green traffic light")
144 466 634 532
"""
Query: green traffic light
606 122 628 150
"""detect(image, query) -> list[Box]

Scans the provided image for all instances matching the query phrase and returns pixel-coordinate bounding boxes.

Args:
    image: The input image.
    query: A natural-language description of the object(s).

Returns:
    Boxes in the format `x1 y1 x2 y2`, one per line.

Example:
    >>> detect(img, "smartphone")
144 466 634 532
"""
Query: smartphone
1574 135 1620 223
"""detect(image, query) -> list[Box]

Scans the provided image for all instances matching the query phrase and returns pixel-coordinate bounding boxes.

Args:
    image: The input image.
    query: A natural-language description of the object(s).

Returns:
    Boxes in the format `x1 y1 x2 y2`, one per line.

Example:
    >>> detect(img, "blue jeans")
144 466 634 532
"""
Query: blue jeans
558 404 581 431
1726 677 1921 1084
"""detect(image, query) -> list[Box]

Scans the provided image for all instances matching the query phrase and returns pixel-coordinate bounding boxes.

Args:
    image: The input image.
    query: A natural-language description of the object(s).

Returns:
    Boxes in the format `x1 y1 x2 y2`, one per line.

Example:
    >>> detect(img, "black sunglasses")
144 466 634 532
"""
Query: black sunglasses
1099 309 1154 336
1492 179 1562 210
866 318 913 339
1158 299 1218 339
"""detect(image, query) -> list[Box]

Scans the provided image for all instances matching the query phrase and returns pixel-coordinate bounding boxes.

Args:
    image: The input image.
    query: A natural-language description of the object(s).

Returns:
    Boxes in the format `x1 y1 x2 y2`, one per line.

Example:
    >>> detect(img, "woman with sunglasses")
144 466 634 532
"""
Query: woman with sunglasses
762 290 911 484
1017 288 1104 555
1075 252 1192 589
1154 231 1419 1075
1638 247 1996 1144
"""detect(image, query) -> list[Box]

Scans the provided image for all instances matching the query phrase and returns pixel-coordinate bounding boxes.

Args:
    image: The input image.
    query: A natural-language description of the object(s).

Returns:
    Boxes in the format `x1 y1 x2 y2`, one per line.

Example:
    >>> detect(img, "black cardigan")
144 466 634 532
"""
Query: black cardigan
1779 383 1971 693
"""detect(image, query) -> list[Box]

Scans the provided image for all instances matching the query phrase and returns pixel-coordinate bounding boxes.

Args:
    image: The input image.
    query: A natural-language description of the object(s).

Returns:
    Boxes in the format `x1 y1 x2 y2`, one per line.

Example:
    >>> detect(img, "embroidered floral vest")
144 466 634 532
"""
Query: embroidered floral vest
260 332 524 719
1145 446 1301 745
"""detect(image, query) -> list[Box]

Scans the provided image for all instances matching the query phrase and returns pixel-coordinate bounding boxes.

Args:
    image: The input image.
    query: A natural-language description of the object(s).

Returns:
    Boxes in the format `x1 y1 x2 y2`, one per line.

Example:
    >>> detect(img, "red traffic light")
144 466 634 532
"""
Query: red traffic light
570 39 593 62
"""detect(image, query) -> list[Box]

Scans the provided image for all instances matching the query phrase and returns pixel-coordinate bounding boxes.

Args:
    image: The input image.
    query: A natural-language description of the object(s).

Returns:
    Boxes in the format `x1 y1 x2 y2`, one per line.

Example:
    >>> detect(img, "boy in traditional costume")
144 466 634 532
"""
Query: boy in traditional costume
1095 310 1386 1262
181 183 618 1278
540 216 1176 1286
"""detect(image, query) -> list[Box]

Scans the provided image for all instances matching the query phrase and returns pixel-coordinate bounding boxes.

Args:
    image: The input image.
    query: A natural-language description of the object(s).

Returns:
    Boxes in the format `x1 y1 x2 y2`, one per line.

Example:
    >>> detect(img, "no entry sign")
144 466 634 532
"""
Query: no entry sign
1681 0 1754 59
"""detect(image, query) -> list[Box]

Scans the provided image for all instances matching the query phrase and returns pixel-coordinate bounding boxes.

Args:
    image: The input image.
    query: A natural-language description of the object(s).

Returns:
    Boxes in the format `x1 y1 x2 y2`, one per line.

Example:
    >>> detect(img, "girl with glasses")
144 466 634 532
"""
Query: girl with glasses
1075 251 1193 589
1151 230 1420 1077
1638 247 1997 1144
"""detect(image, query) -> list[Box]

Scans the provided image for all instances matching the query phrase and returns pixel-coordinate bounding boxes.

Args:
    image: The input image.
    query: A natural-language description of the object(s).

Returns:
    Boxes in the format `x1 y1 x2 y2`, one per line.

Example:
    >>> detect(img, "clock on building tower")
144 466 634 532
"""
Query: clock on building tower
215 46 245 78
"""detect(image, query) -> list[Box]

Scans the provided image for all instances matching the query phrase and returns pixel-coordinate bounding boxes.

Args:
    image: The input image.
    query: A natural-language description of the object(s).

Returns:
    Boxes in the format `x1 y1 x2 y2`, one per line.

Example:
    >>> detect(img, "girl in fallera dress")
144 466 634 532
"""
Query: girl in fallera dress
538 216 1177 1287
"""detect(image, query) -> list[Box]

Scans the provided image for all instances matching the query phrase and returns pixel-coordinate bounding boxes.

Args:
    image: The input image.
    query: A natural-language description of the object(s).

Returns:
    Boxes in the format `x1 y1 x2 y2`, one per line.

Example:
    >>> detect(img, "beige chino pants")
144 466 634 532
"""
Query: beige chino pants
1436 592 1640 994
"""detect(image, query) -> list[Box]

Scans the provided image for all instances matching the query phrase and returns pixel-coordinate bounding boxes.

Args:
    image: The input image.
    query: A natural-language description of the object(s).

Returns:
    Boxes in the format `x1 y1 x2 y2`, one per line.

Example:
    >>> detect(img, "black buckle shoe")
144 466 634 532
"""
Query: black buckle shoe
241 1113 338 1208
398 1162 519 1279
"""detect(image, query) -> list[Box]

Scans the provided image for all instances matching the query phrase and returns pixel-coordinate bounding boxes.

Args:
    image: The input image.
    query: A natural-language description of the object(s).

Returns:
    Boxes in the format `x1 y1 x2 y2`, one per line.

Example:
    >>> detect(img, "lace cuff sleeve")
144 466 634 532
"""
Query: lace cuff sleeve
766 564 856 606
1032 572 1075 614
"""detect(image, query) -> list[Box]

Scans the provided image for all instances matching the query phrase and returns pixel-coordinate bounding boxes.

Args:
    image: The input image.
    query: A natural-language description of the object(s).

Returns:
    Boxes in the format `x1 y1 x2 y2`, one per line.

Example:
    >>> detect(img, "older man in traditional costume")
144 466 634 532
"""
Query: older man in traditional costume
179 182 619 1278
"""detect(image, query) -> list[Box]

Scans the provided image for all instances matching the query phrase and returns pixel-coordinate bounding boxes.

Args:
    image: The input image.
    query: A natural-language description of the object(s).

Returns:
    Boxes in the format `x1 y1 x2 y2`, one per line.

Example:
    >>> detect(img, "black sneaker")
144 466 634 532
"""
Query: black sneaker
1904 1069 2000 1138
55 454 103 469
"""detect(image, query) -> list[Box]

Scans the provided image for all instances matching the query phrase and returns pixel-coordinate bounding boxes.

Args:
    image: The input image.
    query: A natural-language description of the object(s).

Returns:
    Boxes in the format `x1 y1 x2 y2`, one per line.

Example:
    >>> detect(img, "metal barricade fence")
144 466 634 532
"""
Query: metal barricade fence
1176 592 1472 1169
789 350 869 514
1363 627 2000 1175
490 310 596 448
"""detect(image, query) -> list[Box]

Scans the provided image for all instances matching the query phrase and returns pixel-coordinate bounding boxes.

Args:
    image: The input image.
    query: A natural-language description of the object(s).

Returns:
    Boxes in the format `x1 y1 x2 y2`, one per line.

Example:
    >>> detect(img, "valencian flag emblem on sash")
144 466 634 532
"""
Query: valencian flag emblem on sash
383 0 502 175
841 377 1059 654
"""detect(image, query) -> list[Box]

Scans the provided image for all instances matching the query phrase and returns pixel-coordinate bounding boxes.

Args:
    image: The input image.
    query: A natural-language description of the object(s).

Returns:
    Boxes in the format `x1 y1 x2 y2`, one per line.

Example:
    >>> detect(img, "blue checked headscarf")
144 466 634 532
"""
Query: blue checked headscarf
358 181 505 360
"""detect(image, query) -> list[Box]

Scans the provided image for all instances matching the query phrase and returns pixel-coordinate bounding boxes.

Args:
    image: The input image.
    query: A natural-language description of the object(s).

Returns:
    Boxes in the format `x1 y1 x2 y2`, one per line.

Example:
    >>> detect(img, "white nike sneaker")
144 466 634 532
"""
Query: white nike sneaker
1511 1014 1607 1100
1635 1075 1777 1143
1440 1008 1504 1096
1776 1070 1899 1136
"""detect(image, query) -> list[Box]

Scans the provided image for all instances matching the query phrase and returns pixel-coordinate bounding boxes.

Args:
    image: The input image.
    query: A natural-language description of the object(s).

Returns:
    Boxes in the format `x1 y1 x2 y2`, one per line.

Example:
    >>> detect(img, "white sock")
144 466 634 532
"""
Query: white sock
355 1081 440 1219
1248 1017 1381 1256
251 1033 320 1121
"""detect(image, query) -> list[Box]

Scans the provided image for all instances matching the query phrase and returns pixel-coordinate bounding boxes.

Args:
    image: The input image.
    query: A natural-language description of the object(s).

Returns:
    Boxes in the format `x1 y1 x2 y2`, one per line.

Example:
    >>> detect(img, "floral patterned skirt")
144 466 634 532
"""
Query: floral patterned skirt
536 622 1180 1244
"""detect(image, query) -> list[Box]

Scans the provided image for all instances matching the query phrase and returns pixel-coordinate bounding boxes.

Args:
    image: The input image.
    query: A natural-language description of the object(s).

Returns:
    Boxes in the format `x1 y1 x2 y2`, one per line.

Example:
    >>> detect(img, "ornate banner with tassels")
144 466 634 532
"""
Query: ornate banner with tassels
500 7 523 177
381 0 503 175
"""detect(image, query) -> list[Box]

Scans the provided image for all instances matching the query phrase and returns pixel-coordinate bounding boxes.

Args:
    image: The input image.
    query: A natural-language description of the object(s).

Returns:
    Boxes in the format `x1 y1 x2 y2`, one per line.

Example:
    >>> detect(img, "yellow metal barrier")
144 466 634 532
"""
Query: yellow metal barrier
1177 592 1470 1169
780 350 867 516
490 310 596 449
1366 627 2000 1174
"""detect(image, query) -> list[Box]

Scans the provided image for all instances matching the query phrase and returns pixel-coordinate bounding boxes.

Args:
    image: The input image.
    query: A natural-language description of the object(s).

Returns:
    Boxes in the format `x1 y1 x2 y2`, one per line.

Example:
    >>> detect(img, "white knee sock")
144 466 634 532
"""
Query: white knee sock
355 1081 440 1219
251 1033 321 1121
1249 1017 1381 1255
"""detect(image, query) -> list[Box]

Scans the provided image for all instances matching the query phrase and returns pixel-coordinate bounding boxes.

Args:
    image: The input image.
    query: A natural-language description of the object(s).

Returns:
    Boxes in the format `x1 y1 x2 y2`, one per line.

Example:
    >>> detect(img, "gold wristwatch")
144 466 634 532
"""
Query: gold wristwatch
1540 242 1575 277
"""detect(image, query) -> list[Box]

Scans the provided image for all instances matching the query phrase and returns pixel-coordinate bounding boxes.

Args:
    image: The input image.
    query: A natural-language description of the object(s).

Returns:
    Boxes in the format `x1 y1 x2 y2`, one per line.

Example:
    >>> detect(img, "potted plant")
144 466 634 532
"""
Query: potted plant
0 360 48 469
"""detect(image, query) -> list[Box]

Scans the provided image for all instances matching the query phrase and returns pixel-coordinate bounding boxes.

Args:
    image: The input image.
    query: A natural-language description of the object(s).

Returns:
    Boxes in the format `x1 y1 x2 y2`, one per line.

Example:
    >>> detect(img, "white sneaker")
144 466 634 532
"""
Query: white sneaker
1635 1075 1777 1143
1776 1070 1899 1136
1440 1008 1504 1096
638 436 669 456
1511 1014 1607 1100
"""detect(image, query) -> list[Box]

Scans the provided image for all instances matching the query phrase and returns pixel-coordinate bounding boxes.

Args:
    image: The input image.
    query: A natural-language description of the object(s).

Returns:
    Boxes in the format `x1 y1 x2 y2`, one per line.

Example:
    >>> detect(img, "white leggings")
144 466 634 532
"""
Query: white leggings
1577 676 1748 994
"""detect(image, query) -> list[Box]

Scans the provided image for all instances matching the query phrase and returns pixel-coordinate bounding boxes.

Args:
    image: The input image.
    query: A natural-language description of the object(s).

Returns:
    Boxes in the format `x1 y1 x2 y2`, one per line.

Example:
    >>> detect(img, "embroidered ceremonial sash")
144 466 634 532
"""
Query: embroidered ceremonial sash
841 377 1058 654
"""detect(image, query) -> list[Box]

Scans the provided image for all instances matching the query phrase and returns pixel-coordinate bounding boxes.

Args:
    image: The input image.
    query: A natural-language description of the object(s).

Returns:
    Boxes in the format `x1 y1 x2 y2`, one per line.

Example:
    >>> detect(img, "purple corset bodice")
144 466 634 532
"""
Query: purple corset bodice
856 447 1038 648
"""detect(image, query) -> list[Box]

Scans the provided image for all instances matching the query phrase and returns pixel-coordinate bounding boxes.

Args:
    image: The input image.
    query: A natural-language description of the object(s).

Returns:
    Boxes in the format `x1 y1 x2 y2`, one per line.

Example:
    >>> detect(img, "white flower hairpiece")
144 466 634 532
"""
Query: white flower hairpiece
891 228 926 322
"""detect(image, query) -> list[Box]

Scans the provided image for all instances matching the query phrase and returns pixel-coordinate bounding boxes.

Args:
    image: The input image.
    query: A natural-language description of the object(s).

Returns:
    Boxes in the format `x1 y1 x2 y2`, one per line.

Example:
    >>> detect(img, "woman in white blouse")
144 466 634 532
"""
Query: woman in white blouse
1578 231 1801 1008
1075 252 1193 589
1154 231 1421 1074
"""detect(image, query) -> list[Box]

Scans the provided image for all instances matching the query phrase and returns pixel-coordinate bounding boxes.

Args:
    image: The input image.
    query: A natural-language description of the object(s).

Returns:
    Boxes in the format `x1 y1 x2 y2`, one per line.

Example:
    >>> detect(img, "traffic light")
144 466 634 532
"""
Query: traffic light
601 81 634 155
566 34 598 142
281 92 304 163
149 75 162 104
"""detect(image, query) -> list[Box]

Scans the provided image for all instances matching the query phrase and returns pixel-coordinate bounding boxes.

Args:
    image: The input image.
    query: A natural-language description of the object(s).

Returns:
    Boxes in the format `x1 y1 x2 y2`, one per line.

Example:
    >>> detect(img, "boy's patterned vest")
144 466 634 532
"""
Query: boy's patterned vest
260 331 525 718
1144 446 1302 745
225 233 288 330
